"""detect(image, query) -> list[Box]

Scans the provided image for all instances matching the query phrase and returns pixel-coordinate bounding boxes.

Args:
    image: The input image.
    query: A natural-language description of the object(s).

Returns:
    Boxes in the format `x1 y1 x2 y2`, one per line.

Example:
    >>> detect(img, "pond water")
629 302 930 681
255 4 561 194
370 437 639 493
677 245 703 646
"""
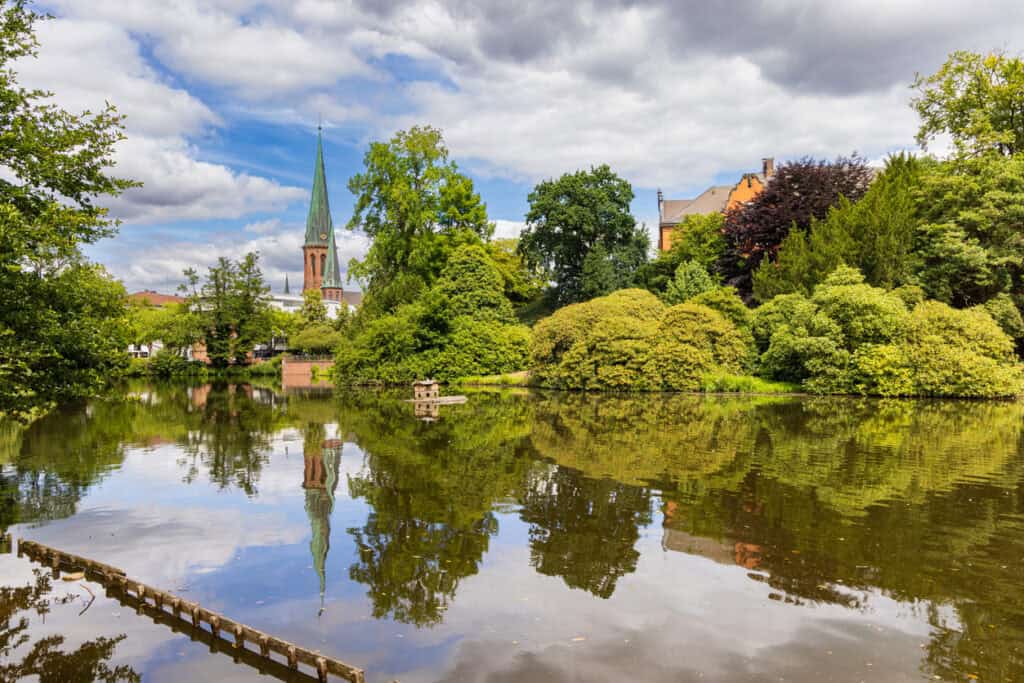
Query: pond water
0 383 1022 682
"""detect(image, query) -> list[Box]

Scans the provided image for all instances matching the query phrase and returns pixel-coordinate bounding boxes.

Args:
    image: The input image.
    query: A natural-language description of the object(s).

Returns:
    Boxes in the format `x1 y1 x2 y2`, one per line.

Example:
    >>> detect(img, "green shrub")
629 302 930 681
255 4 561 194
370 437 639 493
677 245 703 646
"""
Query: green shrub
149 351 207 379
335 244 532 384
647 304 754 391
699 372 800 394
852 302 1021 397
891 284 925 308
291 324 345 355
687 286 750 331
981 293 1024 341
750 292 819 353
664 260 716 304
811 266 908 347
556 315 660 391
247 354 282 377
530 288 664 380
123 357 150 377
755 268 1023 397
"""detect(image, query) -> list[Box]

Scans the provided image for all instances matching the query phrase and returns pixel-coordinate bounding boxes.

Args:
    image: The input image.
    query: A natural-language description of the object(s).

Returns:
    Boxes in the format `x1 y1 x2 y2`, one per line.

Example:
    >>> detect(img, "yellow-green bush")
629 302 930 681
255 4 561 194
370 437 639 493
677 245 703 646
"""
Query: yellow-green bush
648 304 753 391
530 290 751 392
530 288 664 386
851 301 1022 397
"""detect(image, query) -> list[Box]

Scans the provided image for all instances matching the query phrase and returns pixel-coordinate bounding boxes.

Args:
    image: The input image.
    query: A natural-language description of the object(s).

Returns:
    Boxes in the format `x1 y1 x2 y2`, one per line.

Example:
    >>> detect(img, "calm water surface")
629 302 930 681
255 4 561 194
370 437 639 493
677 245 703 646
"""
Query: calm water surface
0 383 1022 682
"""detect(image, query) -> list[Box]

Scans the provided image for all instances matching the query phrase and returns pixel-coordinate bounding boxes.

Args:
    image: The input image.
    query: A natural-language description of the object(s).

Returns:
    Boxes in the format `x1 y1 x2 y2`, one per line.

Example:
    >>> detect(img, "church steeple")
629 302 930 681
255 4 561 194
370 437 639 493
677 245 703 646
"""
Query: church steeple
303 128 335 294
284 273 290 295
304 128 332 247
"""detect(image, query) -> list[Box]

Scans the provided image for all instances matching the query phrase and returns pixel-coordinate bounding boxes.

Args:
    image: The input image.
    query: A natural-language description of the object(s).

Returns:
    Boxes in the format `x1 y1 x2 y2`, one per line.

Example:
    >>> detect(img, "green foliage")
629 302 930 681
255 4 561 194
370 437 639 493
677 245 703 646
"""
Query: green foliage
300 289 328 325
754 266 1022 396
291 324 344 355
638 213 725 294
148 351 207 379
912 50 1024 158
699 372 800 394
128 302 201 356
530 288 664 385
914 153 1024 307
485 239 545 305
753 155 922 301
579 243 619 300
335 245 530 384
687 286 750 332
519 164 648 304
180 253 272 368
0 4 138 420
347 126 492 315
648 304 753 391
853 302 1021 397
981 292 1024 341
664 260 716 304
810 266 909 348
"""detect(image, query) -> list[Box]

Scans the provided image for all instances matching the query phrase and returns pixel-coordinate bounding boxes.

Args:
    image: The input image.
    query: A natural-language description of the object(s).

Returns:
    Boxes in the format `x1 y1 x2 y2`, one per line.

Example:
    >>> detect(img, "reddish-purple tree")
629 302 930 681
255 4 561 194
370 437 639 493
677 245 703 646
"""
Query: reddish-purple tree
720 155 873 295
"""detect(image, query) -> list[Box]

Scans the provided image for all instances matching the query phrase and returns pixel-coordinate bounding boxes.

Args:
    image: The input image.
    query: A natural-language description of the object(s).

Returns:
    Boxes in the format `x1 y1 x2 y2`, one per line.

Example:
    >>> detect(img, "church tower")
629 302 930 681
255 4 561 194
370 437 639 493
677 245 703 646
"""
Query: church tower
302 128 336 294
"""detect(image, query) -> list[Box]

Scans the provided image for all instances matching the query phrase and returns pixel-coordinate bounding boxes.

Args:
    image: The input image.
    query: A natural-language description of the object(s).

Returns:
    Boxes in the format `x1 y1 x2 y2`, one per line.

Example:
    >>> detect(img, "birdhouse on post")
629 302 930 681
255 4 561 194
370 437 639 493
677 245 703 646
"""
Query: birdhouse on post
413 379 440 401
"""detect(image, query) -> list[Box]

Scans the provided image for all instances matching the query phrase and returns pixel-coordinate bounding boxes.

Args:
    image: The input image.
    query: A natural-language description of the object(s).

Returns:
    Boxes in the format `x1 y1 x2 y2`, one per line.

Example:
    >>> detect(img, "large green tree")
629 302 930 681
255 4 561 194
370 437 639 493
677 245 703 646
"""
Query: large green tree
0 2 137 420
180 253 272 368
346 126 492 316
912 51 1024 158
519 164 648 304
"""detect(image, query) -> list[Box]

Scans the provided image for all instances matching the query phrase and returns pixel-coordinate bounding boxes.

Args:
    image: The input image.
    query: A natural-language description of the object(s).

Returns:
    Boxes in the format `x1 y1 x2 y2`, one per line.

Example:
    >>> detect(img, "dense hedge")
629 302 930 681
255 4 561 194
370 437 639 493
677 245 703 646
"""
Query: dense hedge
335 245 531 384
530 288 751 391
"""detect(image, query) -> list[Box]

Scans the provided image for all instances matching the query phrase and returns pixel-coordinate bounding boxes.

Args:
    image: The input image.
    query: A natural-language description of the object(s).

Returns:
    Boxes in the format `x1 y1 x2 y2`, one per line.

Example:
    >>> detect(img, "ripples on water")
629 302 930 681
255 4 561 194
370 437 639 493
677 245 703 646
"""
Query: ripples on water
0 382 1021 682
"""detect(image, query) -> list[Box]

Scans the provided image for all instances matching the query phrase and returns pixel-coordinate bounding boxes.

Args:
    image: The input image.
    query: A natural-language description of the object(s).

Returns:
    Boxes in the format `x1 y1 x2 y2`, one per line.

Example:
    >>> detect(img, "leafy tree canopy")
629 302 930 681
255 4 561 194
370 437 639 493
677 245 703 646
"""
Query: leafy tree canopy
519 164 648 304
912 50 1024 158
347 125 492 316
0 2 138 420
180 253 272 369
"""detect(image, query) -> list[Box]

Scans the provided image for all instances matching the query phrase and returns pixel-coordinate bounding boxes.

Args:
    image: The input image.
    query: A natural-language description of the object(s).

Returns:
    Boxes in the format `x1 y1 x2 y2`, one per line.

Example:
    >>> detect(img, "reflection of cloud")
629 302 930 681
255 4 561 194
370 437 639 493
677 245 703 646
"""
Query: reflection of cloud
14 506 306 587
436 618 928 683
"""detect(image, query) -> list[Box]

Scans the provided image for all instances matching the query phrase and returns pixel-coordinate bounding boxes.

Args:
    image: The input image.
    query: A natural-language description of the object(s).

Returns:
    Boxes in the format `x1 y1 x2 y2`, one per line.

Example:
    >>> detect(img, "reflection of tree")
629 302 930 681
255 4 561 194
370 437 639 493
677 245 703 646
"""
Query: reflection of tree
519 467 652 598
342 391 532 626
174 383 283 496
647 398 1024 682
0 569 139 682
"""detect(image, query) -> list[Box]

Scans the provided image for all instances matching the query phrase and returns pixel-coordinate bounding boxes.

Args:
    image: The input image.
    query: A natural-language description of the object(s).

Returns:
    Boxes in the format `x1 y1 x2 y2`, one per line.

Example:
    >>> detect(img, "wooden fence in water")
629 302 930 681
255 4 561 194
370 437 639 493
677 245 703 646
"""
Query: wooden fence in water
15 538 365 683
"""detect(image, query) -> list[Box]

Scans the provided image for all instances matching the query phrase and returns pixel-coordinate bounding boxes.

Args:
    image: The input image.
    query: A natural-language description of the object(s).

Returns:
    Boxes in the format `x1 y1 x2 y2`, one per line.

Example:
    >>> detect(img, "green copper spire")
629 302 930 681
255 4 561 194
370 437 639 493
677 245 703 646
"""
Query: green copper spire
321 228 343 290
304 128 332 247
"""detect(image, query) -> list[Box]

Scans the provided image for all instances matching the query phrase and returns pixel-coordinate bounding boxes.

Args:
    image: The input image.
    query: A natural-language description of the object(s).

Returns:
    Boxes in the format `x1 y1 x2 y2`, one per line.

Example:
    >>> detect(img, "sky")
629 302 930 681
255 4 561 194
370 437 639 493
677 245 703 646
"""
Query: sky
16 0 1024 294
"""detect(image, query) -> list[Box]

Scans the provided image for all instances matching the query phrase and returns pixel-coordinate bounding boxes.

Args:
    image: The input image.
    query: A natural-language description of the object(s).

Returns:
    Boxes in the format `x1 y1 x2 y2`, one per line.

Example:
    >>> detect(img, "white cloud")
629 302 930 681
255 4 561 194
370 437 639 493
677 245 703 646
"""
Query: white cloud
109 137 305 223
16 16 306 225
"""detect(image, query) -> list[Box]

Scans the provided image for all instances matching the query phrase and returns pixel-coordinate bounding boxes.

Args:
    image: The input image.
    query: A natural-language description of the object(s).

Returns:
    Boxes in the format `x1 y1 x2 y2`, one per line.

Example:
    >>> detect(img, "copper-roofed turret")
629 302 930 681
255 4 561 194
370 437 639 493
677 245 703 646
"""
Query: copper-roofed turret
321 221 344 302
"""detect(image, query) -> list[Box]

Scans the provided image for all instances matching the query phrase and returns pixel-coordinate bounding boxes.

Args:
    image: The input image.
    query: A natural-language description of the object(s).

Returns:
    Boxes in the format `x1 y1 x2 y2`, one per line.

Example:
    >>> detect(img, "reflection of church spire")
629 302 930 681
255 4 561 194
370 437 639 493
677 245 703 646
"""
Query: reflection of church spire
303 426 342 615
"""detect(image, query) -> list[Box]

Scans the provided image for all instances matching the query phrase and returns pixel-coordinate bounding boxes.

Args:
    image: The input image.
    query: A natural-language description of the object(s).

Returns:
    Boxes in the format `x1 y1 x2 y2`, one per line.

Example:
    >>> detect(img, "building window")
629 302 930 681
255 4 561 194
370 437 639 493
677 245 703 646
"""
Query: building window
310 253 315 275
321 254 326 276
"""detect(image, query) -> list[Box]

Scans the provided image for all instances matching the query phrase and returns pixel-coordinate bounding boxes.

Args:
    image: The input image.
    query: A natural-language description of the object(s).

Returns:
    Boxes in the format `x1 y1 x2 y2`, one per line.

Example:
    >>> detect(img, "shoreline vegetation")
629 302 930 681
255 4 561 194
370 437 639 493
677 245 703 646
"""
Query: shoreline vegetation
4 0 1024 422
